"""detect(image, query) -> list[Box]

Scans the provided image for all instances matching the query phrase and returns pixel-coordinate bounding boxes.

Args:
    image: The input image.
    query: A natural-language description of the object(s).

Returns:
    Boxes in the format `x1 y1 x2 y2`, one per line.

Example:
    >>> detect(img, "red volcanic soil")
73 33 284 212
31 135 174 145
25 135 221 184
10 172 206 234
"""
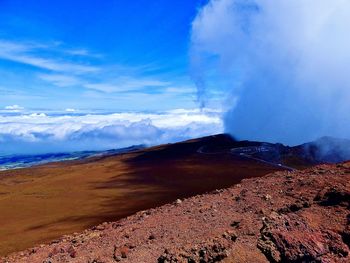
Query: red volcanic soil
0 135 284 256
2 162 350 263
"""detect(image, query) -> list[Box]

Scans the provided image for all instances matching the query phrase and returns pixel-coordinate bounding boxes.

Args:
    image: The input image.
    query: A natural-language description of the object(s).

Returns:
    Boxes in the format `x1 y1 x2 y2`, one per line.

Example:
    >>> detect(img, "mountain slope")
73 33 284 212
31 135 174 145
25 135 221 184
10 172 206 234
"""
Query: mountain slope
0 134 349 258
0 134 283 256
3 162 350 263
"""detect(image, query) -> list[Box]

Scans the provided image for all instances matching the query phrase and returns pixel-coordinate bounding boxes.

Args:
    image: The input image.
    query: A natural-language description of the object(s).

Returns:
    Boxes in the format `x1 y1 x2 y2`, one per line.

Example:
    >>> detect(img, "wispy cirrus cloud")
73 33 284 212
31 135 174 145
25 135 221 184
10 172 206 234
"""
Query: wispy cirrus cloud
0 38 187 96
38 73 175 94
0 40 99 74
38 74 82 87
84 78 170 93
0 38 199 110
64 48 102 58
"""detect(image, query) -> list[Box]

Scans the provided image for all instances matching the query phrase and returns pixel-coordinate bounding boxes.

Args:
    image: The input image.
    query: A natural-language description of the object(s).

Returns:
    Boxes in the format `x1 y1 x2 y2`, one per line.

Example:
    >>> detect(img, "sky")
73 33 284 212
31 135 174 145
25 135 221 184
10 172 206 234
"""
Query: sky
0 0 226 155
1 0 348 155
0 0 211 111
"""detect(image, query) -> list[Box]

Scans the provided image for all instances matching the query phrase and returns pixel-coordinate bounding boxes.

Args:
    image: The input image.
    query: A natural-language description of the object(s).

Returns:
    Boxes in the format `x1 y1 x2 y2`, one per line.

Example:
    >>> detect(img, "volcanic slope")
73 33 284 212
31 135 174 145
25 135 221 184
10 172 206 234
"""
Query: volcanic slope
0 134 348 257
3 162 350 263
0 134 284 256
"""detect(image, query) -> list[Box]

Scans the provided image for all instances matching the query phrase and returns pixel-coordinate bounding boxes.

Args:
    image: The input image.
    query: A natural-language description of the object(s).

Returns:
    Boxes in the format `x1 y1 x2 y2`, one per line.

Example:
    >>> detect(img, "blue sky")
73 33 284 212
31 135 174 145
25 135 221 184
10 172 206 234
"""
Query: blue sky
0 0 348 154
0 0 210 111
0 0 226 155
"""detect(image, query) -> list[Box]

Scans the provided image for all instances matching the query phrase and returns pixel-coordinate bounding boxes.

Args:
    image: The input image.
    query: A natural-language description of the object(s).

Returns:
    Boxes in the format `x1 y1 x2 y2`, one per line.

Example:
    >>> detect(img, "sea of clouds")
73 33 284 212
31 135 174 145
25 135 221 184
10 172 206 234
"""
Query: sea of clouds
0 108 223 155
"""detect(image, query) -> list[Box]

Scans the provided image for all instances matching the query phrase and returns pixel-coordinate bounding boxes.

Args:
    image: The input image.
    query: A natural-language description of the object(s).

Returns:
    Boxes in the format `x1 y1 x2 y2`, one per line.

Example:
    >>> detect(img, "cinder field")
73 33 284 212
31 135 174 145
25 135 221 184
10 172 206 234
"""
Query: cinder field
0 136 282 256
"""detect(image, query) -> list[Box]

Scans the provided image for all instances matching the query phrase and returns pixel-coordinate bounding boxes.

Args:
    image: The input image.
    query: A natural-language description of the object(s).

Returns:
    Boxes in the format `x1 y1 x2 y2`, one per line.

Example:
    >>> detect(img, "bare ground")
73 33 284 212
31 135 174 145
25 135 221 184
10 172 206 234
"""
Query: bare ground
2 162 350 263
0 136 282 256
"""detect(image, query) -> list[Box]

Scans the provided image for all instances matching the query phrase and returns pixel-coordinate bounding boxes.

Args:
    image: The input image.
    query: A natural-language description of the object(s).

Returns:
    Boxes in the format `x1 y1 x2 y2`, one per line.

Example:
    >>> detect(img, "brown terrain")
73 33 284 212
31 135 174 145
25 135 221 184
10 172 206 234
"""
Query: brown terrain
1 134 349 262
0 135 284 256
2 162 350 262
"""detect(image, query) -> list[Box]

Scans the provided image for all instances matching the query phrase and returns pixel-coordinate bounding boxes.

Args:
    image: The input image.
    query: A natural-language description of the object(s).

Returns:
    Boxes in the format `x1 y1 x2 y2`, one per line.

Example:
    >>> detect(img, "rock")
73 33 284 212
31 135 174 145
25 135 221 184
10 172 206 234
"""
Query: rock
230 220 240 228
94 225 105 231
258 213 350 262
120 247 129 258
314 187 350 207
67 246 76 258
114 255 122 262
341 225 350 247
113 245 129 260
48 247 60 257
222 230 237 241
88 258 104 263
264 194 272 201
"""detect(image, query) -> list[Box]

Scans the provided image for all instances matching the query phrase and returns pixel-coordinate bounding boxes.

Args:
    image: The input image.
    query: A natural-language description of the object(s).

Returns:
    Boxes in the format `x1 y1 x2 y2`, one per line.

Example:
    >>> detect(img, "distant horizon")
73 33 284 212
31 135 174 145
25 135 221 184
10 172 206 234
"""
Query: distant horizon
1 0 350 155
1 104 349 156
0 1 224 155
0 107 223 155
1 124 348 157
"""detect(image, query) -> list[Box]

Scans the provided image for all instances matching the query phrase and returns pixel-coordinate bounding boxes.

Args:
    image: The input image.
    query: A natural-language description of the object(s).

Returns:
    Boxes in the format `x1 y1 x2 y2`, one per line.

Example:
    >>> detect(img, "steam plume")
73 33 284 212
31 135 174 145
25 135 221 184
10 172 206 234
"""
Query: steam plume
191 0 350 145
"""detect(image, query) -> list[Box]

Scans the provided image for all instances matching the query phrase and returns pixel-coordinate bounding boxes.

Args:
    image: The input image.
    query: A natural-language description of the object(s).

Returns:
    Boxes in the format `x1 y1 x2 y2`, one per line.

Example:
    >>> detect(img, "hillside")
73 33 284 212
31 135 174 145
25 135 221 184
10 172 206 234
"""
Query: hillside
2 162 350 262
0 134 349 259
0 134 283 256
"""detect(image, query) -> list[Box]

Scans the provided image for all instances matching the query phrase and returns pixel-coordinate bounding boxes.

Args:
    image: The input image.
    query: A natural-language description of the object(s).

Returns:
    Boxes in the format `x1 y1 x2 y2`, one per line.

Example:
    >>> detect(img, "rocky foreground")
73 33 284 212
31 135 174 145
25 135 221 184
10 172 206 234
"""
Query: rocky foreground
2 162 350 263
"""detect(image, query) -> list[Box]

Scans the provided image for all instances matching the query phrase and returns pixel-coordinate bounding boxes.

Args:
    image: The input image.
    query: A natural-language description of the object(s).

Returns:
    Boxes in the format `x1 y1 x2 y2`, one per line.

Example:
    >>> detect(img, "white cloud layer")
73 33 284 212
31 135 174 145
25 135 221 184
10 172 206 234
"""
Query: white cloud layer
191 0 350 145
0 109 223 155
4 105 24 111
